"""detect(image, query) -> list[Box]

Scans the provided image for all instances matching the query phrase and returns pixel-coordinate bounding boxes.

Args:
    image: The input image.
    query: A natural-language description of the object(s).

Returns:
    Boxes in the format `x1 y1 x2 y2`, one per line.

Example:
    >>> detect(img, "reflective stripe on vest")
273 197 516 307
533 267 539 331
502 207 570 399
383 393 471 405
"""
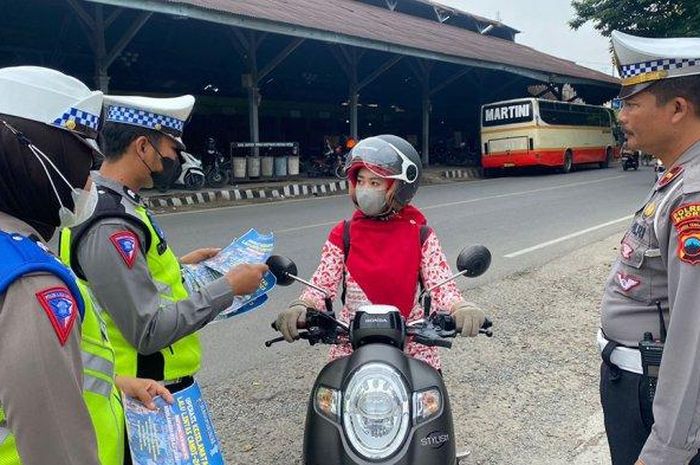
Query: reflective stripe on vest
84 374 113 398
0 422 8 445
60 191 201 382
82 351 114 379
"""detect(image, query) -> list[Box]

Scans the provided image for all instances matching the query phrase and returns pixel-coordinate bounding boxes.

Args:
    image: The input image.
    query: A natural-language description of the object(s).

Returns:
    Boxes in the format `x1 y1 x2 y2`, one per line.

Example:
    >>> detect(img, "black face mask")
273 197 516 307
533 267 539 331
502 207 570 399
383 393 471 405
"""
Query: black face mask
145 138 181 190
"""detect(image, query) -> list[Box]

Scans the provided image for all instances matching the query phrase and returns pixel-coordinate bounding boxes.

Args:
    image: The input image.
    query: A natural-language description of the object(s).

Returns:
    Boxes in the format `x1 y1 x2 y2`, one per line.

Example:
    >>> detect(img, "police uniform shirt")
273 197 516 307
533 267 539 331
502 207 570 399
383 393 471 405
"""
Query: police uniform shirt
601 140 700 464
0 211 100 465
74 172 234 355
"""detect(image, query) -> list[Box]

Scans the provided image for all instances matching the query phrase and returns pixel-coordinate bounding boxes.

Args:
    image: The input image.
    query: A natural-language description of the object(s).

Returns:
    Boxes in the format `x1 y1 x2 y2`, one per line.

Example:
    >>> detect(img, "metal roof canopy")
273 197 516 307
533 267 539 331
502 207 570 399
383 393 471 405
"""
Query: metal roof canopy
84 0 618 89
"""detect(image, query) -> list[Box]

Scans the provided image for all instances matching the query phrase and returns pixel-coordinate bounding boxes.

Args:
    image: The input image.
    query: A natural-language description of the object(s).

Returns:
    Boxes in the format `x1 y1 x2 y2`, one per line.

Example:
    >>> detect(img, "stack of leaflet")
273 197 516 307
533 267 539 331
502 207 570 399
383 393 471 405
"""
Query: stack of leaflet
181 229 276 322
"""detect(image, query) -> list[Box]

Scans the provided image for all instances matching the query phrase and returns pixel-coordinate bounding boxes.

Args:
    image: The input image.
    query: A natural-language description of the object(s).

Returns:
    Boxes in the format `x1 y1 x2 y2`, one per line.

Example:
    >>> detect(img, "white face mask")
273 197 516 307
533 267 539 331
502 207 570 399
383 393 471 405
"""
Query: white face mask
27 143 97 228
355 187 388 217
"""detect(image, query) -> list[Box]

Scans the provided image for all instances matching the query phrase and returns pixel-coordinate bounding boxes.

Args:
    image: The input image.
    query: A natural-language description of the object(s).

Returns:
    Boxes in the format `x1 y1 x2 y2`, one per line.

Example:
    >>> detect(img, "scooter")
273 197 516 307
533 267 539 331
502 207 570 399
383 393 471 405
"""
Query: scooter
654 158 666 182
156 150 205 192
264 245 494 465
204 138 231 188
621 151 640 171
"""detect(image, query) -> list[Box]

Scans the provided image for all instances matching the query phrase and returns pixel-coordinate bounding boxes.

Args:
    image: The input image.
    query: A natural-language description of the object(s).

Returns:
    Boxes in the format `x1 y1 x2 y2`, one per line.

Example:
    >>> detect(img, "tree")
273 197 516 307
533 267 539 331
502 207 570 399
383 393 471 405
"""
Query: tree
569 0 700 37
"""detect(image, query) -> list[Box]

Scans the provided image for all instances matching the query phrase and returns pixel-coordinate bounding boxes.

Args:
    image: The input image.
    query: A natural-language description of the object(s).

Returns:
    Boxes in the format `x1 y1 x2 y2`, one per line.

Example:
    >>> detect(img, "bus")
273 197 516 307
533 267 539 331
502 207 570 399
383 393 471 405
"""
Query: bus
480 98 619 174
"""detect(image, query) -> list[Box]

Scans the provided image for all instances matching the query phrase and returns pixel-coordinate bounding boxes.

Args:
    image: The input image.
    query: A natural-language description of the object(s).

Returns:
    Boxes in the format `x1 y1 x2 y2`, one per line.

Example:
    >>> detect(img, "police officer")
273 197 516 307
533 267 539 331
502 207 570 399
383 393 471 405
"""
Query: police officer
0 67 171 465
59 94 267 393
599 32 700 465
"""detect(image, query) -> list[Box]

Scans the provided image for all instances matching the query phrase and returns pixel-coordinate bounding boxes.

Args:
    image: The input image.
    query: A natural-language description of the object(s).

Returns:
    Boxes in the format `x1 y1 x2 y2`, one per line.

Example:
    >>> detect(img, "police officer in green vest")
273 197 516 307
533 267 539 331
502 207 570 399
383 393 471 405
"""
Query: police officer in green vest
0 67 172 465
60 94 268 393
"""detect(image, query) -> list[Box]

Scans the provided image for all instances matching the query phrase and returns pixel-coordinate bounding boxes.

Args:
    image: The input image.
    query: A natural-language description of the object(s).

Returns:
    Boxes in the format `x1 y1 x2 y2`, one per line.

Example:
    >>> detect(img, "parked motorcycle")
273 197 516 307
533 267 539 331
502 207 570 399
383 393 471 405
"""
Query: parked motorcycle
264 244 493 465
621 151 640 171
654 158 666 182
203 137 231 188
156 149 205 192
304 139 347 178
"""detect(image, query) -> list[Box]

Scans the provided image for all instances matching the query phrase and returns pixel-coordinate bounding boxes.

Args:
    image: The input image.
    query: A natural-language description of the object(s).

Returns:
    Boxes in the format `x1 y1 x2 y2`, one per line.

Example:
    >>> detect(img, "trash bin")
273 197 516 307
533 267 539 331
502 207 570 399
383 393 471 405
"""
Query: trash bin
274 155 288 177
287 154 300 176
261 155 274 177
247 156 261 178
232 156 247 179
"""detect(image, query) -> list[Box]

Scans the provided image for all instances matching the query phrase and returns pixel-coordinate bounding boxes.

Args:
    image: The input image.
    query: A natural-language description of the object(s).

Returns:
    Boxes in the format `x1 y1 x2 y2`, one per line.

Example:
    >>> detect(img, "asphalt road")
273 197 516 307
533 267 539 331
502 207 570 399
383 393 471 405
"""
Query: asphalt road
154 165 656 384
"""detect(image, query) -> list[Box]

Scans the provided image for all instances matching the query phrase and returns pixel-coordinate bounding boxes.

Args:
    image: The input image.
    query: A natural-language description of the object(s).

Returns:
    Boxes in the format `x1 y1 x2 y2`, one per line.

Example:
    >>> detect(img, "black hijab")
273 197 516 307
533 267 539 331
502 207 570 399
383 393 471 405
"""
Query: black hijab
0 114 94 240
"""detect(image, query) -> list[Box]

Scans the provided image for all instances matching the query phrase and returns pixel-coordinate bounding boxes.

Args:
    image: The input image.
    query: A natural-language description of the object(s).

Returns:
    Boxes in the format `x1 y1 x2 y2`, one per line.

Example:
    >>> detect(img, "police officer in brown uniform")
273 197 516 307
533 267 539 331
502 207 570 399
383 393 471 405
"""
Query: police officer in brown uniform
599 32 700 465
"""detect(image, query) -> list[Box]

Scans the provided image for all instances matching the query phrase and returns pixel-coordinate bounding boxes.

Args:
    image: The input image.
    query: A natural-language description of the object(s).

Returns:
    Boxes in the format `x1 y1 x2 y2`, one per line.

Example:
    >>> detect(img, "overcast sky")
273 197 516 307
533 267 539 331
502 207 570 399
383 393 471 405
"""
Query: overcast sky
442 0 616 76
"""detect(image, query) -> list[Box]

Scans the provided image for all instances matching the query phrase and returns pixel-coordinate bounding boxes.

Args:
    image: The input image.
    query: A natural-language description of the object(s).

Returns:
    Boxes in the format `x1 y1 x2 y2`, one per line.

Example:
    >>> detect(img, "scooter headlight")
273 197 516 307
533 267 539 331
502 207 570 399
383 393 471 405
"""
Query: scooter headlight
343 363 410 460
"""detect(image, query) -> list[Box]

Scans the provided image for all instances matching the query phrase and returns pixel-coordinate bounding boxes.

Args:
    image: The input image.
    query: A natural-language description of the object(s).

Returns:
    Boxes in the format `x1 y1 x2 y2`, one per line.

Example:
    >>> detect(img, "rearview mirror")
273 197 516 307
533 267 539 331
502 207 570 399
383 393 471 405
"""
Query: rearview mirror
456 245 491 278
266 255 298 286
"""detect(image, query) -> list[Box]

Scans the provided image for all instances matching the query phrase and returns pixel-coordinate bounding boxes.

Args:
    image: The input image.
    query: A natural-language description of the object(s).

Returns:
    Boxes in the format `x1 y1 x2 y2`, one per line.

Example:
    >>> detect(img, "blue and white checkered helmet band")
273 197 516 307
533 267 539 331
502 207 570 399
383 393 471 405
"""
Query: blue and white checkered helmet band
105 105 185 136
52 107 100 137
620 57 700 78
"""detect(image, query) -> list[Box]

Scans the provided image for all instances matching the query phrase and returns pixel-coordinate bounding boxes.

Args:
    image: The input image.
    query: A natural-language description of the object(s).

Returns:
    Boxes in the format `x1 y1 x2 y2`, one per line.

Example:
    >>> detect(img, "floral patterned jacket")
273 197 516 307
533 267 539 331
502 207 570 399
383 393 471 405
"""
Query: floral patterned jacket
299 229 465 370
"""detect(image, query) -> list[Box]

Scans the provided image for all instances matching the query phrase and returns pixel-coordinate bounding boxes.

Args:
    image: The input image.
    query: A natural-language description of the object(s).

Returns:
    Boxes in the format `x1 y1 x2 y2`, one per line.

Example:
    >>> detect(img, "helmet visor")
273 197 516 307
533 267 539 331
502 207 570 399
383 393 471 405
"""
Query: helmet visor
348 140 419 184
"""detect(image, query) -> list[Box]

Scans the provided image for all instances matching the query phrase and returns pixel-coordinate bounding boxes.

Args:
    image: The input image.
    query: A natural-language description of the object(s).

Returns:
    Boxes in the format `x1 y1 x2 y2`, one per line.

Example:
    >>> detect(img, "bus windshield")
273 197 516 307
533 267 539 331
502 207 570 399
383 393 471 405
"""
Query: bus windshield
481 100 533 127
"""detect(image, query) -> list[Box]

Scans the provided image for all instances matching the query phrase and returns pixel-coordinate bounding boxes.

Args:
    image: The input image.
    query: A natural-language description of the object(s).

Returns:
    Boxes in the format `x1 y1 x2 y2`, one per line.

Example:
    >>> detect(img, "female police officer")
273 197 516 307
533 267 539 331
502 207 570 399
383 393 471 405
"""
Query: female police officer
0 66 170 465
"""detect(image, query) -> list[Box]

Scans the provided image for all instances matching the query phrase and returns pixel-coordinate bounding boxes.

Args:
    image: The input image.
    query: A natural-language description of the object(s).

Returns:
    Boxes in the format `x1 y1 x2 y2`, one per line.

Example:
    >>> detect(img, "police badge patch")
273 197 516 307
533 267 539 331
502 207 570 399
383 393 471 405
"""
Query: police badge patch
617 272 641 291
36 287 78 345
671 204 700 265
109 231 140 268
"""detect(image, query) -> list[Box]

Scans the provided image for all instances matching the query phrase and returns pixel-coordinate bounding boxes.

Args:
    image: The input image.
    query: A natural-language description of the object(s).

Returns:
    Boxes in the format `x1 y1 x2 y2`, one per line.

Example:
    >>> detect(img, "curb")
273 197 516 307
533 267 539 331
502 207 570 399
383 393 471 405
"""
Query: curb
145 179 348 209
441 167 482 179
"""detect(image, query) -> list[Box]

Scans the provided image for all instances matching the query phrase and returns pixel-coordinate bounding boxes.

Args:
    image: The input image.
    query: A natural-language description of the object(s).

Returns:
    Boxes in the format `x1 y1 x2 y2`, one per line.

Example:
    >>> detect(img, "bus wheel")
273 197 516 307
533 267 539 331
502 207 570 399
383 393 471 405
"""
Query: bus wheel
561 151 573 174
600 147 612 169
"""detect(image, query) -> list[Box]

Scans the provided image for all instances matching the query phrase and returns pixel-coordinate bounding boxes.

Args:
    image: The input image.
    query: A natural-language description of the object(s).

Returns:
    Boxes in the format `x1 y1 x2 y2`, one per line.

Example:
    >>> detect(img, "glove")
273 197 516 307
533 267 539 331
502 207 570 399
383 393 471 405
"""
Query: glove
275 300 310 342
452 302 486 337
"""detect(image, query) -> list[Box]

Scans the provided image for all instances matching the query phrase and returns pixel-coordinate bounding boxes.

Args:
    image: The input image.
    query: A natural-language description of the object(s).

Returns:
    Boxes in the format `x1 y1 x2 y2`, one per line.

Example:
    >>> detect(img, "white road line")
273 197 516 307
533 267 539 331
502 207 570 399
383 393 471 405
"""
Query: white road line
157 174 624 218
421 175 626 211
275 221 338 234
504 215 634 259
272 176 628 235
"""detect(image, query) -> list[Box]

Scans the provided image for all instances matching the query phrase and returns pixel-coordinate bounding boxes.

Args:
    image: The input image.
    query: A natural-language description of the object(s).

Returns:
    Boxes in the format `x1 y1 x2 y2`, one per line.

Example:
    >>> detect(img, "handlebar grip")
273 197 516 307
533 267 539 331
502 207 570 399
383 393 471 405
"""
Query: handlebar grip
433 338 453 349
481 318 493 329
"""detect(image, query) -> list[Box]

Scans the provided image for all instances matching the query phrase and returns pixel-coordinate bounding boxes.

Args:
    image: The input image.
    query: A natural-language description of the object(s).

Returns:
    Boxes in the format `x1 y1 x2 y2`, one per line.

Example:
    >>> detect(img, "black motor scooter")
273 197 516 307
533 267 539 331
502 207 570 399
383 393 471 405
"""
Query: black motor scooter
621 151 640 171
264 245 493 465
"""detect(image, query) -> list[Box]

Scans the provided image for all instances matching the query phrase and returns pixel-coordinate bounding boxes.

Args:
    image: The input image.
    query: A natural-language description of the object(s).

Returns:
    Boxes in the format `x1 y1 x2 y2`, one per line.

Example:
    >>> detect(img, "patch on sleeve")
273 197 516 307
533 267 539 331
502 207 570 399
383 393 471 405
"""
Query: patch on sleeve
617 272 641 291
35 287 78 345
109 231 140 268
671 204 700 265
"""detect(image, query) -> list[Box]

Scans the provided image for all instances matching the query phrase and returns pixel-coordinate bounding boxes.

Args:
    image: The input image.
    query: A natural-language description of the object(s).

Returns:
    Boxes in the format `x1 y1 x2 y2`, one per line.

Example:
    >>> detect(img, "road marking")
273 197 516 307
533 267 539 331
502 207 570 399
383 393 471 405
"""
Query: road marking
504 215 634 258
420 175 626 211
157 173 623 218
275 221 338 234
271 175 628 235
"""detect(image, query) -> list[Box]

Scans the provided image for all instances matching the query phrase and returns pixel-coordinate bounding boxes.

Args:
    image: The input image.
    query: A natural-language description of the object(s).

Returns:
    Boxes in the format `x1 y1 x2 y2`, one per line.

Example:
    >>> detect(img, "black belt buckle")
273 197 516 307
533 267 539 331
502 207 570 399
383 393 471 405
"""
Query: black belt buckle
639 332 664 400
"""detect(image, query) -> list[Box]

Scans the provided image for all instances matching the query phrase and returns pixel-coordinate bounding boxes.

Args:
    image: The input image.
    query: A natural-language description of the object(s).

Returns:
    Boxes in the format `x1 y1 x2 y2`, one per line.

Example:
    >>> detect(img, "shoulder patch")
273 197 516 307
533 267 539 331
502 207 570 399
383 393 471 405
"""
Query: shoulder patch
671 203 700 265
109 230 140 268
36 287 78 345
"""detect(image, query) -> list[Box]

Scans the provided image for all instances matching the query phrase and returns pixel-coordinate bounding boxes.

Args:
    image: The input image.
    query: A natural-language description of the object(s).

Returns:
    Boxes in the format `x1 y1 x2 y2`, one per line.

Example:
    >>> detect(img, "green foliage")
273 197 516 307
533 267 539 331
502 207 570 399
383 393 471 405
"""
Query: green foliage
569 0 700 37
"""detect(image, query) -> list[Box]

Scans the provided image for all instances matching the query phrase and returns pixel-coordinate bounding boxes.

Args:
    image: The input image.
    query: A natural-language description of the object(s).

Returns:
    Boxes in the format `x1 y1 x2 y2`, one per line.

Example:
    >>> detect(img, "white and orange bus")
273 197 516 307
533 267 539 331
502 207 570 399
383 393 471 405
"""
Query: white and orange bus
480 98 619 174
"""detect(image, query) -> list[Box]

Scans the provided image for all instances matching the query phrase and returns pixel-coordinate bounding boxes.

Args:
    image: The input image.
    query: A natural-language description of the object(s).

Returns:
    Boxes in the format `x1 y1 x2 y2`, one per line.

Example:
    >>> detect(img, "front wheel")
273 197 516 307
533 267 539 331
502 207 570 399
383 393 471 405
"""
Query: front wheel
184 172 205 190
560 151 573 174
334 163 346 179
206 169 229 188
599 147 612 169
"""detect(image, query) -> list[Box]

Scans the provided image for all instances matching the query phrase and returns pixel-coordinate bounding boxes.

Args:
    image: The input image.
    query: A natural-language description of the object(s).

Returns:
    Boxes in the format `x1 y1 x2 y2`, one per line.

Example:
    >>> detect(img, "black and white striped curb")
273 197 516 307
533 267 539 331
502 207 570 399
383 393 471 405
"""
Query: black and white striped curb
442 167 482 179
145 180 348 208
